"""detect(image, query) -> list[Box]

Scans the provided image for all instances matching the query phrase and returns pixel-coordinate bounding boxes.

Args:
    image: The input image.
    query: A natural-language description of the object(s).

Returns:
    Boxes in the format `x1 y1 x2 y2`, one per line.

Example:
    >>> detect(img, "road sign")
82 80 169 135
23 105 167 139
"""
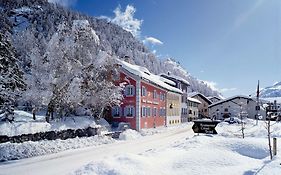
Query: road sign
192 120 220 134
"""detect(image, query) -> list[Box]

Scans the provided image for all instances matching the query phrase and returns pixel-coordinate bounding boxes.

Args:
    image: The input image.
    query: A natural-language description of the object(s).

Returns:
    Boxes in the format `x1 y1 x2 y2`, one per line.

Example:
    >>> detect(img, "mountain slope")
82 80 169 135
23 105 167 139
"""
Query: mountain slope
0 0 220 97
260 82 281 98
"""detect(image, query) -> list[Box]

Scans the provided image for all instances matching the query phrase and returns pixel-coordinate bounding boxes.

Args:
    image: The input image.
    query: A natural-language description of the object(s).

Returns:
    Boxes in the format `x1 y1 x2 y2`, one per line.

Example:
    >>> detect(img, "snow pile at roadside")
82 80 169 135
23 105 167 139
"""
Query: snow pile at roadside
0 135 115 161
119 129 141 140
0 110 98 136
140 123 192 136
71 135 280 175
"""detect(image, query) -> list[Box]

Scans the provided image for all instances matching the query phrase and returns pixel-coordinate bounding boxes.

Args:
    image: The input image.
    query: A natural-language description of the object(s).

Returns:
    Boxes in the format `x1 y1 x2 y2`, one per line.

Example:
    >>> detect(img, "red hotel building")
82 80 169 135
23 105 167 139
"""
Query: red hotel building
110 59 182 131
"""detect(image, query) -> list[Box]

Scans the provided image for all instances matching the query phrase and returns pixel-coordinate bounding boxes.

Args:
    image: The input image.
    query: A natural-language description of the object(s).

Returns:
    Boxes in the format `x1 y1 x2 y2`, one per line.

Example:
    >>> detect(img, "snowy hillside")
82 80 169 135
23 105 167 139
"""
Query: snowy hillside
260 82 281 100
0 0 219 97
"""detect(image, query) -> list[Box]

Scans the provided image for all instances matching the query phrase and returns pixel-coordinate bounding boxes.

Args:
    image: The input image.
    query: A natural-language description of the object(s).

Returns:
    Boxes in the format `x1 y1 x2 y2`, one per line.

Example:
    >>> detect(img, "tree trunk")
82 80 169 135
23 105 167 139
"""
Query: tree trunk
32 107 36 120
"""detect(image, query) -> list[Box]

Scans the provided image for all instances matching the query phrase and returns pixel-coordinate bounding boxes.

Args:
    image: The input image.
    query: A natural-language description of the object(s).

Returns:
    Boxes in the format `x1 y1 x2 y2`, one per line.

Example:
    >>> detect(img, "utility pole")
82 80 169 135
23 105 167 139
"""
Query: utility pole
256 80 260 125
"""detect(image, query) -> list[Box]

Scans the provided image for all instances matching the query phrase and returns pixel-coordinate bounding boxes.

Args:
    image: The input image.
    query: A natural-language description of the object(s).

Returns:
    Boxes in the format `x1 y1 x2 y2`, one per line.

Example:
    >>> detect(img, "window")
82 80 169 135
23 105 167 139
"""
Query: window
125 85 135 96
147 107 151 116
125 106 135 117
153 107 157 116
142 86 147 96
189 110 192 114
224 108 228 112
142 106 146 117
153 90 157 99
160 92 164 101
112 106 121 117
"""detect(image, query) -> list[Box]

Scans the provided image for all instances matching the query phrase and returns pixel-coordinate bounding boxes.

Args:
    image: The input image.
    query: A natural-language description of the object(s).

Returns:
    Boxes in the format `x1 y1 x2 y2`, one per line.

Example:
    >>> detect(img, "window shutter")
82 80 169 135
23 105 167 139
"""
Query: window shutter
132 107 135 117
124 107 128 116
132 86 135 96
125 86 129 96
119 107 122 117
111 107 116 116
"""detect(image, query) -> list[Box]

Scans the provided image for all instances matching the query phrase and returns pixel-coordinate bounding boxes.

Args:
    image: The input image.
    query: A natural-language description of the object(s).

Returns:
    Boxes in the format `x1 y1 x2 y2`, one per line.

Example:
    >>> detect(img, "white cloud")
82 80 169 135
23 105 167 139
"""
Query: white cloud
220 88 237 92
111 5 143 38
143 37 163 45
203 80 237 93
48 0 77 7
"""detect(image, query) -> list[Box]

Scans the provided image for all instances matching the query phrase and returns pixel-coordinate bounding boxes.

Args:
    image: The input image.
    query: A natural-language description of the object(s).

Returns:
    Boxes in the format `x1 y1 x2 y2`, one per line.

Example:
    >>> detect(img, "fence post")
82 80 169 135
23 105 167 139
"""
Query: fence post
273 138 277 156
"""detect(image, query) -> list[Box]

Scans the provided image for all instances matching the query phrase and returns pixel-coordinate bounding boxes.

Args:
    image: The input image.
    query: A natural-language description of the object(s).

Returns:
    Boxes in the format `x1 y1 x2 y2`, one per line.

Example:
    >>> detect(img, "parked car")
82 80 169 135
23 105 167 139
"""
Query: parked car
224 117 241 124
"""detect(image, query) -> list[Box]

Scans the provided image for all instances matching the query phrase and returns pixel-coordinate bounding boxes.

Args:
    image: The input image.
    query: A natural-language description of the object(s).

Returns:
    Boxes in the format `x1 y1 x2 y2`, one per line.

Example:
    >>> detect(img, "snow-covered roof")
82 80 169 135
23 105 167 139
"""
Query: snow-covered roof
209 95 253 108
187 97 201 104
158 76 176 86
208 96 221 100
118 59 182 94
188 92 212 104
159 73 190 86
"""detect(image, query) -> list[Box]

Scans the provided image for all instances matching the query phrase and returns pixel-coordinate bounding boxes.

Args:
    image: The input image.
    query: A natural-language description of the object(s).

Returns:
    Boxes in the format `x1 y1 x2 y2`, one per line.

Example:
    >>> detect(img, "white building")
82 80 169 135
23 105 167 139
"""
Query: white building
187 97 201 121
208 95 266 120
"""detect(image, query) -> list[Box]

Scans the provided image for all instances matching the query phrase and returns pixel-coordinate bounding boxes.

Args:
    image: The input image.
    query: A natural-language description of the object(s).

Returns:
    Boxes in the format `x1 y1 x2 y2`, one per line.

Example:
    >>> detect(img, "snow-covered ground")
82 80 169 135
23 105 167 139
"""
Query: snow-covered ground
1 119 281 175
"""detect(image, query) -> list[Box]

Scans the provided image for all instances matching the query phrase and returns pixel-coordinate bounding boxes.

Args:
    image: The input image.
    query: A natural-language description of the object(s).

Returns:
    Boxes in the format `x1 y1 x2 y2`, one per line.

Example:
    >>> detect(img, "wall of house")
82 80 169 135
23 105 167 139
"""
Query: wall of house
166 92 181 126
181 93 188 122
110 72 138 130
187 100 199 121
193 95 210 118
209 98 266 120
140 81 166 129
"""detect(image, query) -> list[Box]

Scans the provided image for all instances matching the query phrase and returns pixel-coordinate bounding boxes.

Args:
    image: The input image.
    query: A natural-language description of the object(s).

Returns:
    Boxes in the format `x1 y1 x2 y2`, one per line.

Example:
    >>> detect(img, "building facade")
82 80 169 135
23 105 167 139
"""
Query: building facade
110 59 182 131
189 92 212 118
166 91 182 126
160 73 190 123
187 97 201 121
208 95 266 120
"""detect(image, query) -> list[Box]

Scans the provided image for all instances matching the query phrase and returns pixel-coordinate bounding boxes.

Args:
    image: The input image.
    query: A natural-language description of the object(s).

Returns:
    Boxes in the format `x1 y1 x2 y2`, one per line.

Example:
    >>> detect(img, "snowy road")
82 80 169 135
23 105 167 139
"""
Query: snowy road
0 125 193 175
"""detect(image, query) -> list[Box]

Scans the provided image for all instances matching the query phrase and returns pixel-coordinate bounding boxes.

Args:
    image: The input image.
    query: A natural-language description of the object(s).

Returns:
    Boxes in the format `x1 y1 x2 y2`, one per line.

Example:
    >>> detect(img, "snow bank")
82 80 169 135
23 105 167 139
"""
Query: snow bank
140 123 191 136
0 135 115 161
0 110 97 136
118 129 141 140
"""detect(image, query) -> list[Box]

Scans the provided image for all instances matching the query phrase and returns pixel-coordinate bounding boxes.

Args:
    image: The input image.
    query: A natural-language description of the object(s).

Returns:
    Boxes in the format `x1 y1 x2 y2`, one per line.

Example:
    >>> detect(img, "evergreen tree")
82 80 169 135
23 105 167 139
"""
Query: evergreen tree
0 33 25 121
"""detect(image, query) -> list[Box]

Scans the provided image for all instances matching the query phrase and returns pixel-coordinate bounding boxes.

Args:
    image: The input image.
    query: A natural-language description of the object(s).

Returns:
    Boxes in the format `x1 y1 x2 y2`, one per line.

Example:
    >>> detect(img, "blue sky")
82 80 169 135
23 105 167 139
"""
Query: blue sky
62 0 280 97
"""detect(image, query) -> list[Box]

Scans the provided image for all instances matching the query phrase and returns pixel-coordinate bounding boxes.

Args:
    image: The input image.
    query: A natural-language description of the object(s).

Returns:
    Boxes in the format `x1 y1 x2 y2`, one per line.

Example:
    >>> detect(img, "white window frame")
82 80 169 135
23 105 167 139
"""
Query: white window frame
125 85 135 97
125 106 134 118
112 106 121 118
142 86 147 96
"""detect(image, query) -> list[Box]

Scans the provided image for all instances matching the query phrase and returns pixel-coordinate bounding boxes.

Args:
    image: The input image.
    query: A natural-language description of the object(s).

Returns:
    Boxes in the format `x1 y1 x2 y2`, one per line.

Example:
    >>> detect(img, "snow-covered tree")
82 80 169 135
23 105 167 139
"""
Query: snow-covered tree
80 51 124 119
0 33 25 121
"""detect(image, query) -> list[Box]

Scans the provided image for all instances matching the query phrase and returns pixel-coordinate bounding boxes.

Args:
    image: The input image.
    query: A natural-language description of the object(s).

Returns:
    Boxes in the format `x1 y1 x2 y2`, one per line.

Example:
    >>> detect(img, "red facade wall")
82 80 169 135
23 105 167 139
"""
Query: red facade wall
110 72 137 129
109 71 167 130
140 81 166 129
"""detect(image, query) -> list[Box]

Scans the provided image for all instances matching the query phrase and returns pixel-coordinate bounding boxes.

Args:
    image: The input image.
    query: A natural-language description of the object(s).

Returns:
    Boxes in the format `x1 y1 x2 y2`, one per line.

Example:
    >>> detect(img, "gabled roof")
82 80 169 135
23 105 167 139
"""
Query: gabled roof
208 96 222 101
208 95 253 108
189 92 212 105
159 73 190 86
187 97 201 104
118 59 182 94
